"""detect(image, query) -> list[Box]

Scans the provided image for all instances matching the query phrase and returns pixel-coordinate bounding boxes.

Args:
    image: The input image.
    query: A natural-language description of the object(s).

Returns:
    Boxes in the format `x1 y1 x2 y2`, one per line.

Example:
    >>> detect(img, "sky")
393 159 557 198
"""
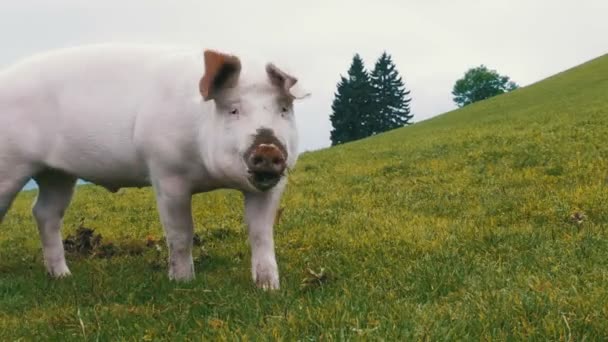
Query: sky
1 0 606 152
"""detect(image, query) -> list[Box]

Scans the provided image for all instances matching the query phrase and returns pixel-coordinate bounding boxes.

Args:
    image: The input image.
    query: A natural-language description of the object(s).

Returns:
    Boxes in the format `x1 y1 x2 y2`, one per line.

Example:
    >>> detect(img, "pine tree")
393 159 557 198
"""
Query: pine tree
369 52 413 134
329 54 374 145
329 76 352 146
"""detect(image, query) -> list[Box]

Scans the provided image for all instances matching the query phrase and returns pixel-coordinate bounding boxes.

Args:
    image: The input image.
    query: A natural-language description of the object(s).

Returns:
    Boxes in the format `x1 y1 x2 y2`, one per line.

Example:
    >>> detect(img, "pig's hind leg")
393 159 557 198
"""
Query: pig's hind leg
32 169 77 277
0 163 38 223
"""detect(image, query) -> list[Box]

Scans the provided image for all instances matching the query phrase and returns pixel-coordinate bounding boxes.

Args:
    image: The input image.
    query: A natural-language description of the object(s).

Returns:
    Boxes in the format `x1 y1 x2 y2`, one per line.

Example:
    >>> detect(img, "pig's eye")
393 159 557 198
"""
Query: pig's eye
281 106 289 113
229 108 239 115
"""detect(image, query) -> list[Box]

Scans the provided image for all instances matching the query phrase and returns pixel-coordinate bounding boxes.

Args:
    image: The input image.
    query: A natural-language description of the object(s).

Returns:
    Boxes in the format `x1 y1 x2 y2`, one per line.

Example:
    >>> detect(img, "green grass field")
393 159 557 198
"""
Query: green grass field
1 54 608 340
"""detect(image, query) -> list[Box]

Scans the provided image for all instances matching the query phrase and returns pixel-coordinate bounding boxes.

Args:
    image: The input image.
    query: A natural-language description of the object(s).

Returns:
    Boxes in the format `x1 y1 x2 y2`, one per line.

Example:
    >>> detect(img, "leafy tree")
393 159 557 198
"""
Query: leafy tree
329 54 374 145
369 52 412 134
452 65 518 107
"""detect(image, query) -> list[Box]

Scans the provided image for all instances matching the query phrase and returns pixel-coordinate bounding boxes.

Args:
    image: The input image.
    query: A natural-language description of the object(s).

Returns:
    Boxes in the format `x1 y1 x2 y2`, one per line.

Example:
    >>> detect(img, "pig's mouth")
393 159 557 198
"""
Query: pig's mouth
248 170 283 191
244 128 288 192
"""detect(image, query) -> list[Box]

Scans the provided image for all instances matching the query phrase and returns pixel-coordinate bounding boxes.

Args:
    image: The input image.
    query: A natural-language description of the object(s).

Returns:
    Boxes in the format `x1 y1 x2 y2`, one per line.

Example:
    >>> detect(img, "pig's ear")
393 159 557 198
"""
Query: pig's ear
266 63 311 100
199 50 242 101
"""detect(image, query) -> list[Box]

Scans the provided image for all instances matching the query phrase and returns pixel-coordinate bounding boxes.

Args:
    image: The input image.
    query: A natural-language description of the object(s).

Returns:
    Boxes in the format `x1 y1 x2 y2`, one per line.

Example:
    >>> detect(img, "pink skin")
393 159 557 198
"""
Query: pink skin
0 44 310 290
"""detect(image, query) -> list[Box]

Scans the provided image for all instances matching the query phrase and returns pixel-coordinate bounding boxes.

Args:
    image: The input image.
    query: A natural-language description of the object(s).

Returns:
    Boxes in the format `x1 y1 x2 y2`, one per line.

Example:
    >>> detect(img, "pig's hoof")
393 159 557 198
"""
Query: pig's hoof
168 264 195 282
256 279 280 291
253 264 279 290
168 255 195 282
47 264 71 278
169 270 195 282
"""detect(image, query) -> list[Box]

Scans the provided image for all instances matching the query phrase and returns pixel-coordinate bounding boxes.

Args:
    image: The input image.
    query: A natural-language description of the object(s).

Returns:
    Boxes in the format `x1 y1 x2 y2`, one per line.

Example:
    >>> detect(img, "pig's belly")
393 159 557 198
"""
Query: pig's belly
43 132 151 190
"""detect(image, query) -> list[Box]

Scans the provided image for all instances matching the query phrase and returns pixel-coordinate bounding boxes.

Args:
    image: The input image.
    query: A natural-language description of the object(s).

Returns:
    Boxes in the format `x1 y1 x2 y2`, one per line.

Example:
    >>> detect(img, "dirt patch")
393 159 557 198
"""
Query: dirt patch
569 211 586 226
63 225 109 257
64 223 204 261
300 267 332 292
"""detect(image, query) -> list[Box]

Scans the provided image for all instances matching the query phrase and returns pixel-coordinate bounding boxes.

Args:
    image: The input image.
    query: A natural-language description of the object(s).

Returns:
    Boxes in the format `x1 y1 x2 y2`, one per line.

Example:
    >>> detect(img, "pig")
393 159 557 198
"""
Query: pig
0 44 310 290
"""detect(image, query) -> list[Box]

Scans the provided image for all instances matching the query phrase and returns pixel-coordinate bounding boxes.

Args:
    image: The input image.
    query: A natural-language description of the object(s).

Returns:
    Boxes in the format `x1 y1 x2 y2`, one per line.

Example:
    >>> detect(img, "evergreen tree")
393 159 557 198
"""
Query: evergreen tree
329 54 374 145
369 52 413 134
329 76 352 146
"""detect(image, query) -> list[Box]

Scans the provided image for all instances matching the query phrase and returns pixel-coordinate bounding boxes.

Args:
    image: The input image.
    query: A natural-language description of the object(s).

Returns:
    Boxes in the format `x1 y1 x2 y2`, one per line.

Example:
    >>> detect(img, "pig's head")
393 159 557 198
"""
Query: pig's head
199 50 310 192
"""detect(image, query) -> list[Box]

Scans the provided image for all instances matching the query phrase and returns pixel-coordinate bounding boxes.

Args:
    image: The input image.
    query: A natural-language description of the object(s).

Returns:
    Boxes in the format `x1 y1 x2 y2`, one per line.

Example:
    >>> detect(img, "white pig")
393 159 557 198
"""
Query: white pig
0 44 310 290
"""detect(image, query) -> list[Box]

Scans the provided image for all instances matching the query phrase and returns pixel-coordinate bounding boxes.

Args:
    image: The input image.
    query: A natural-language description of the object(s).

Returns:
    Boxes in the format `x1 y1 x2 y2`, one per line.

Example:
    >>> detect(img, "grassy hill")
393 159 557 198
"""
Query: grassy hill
1 54 608 340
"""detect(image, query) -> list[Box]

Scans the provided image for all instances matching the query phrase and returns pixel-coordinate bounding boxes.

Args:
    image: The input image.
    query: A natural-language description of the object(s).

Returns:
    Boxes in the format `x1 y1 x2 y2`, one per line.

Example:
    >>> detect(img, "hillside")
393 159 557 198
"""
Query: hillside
1 54 607 340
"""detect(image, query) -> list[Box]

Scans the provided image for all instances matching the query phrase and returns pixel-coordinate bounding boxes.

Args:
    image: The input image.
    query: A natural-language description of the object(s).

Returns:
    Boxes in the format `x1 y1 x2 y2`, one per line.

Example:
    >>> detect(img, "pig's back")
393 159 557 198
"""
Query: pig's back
0 44 202 185
1 44 200 117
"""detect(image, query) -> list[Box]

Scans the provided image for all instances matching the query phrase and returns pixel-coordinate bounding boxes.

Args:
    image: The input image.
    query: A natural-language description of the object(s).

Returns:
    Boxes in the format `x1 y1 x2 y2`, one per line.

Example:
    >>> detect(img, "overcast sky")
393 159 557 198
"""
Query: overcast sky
1 1 606 151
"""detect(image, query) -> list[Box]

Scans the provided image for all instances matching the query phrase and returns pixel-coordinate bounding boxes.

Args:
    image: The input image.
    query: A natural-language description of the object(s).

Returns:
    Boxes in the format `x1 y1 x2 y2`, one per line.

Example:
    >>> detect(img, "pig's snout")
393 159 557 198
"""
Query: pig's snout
247 144 286 191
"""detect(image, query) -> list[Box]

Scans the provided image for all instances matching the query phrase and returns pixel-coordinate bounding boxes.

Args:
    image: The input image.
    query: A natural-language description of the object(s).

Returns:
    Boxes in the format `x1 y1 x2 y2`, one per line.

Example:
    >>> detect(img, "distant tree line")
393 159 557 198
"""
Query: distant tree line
330 52 412 146
329 54 519 146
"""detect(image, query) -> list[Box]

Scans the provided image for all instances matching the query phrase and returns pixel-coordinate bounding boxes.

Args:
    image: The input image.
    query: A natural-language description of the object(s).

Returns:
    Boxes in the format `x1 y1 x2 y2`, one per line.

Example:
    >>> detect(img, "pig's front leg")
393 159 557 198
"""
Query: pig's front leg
153 175 195 281
244 185 284 290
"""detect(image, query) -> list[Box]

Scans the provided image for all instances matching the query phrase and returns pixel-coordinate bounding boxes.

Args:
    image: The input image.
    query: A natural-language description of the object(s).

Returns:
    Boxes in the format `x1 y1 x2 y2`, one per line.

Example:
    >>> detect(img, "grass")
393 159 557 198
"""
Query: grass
1 54 608 340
